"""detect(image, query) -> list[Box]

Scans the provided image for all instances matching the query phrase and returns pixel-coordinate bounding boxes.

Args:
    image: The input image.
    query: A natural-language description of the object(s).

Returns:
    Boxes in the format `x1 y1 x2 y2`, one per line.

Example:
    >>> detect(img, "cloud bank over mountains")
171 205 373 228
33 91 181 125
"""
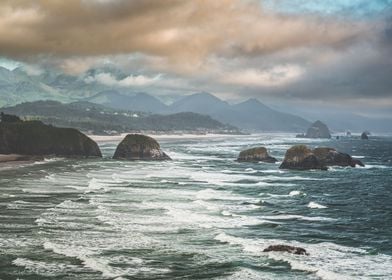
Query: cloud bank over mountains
0 0 391 118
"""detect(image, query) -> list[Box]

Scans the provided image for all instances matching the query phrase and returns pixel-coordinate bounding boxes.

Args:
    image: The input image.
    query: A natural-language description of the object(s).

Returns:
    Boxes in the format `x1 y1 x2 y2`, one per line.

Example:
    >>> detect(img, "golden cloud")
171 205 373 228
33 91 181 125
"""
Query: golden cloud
0 0 370 73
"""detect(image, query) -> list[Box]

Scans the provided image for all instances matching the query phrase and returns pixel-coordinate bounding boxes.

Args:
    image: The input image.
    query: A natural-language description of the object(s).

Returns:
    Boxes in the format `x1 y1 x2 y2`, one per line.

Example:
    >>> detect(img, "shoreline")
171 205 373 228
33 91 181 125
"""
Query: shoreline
0 154 44 163
0 154 43 170
88 133 246 143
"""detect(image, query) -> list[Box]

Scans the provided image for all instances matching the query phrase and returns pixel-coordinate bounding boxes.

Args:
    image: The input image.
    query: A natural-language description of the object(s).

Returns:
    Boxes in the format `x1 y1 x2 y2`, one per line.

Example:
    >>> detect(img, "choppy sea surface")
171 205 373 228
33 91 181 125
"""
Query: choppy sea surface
1 134 392 280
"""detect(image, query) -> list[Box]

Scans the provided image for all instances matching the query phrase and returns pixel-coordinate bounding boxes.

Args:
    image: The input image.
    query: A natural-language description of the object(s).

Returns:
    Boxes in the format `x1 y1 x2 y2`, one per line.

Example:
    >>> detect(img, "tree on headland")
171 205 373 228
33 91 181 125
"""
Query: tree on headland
0 112 22 123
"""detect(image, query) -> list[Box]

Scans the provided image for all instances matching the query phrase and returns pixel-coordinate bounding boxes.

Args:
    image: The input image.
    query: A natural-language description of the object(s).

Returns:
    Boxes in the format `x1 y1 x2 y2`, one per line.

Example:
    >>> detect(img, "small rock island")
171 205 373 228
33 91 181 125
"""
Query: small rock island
279 145 327 170
263 245 309 256
0 113 102 158
297 120 331 139
361 131 369 140
279 145 364 170
237 147 277 163
113 134 171 160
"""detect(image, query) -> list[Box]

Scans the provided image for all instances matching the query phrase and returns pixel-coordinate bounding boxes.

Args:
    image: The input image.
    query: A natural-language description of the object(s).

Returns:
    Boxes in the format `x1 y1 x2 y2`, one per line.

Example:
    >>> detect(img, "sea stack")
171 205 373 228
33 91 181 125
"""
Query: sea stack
0 114 102 158
279 145 326 170
361 132 369 140
280 145 364 170
305 120 331 139
313 147 364 167
113 134 171 160
237 147 277 163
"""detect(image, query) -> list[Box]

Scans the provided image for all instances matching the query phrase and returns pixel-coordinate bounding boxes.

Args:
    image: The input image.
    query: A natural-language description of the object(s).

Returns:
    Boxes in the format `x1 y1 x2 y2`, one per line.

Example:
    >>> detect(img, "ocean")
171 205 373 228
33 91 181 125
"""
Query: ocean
0 134 391 280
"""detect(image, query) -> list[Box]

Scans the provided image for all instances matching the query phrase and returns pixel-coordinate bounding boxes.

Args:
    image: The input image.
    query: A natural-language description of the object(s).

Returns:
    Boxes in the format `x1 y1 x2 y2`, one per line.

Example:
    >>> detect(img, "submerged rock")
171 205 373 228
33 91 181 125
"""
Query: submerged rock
305 120 331 139
313 147 364 167
279 145 327 170
361 132 369 140
263 245 309 255
0 117 101 158
113 134 171 160
237 147 277 163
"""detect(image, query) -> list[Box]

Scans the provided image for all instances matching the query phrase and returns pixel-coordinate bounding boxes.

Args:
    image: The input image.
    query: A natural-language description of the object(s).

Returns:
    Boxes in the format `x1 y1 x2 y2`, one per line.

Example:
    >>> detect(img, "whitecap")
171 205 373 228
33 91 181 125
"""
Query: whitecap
214 233 392 279
359 164 389 169
289 190 301 196
12 257 79 276
308 202 327 209
195 188 248 201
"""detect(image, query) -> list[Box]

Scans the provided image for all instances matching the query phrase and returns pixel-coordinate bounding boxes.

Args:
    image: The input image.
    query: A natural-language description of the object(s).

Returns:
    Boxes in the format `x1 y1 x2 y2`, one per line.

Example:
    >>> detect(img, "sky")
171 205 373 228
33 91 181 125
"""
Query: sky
0 0 391 118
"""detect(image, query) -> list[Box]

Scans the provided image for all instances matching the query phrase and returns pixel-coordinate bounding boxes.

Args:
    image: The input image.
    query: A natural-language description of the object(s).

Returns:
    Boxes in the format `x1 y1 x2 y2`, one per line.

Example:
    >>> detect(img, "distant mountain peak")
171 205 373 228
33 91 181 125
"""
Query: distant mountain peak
0 66 11 74
187 92 222 101
86 90 167 112
241 98 262 105
235 98 271 111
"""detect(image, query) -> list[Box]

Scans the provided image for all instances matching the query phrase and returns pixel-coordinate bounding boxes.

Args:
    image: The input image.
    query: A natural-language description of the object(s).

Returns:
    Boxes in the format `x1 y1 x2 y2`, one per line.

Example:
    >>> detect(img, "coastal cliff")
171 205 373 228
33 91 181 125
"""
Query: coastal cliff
0 113 101 158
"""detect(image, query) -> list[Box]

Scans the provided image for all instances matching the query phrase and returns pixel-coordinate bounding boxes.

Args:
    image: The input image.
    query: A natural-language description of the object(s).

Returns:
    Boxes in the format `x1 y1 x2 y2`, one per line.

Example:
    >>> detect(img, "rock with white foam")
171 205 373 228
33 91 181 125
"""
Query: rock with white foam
237 147 277 163
263 244 309 255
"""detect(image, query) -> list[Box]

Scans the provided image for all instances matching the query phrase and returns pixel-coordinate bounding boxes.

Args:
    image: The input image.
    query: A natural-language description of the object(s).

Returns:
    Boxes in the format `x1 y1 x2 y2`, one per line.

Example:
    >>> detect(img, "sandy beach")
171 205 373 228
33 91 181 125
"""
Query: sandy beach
88 133 242 143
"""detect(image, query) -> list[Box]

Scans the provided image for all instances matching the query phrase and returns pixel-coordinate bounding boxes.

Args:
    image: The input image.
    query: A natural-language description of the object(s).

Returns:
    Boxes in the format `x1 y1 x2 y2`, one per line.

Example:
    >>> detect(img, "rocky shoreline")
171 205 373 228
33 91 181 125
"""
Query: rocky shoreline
0 113 367 169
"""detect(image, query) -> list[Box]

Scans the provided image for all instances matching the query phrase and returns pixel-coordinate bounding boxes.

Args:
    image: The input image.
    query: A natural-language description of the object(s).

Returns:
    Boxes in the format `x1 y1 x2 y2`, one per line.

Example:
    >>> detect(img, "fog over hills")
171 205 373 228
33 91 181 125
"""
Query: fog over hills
1 100 237 135
0 66 391 132
86 90 168 113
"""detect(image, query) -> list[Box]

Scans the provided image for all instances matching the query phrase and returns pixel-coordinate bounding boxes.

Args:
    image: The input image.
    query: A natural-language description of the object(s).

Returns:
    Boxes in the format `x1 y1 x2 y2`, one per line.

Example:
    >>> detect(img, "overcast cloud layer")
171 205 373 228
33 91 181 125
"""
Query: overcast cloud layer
0 0 391 117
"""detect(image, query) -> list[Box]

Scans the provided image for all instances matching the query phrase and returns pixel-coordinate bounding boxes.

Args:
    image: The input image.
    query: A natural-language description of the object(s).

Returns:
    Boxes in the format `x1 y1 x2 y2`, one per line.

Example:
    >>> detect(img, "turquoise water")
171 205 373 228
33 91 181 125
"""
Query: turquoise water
0 134 391 279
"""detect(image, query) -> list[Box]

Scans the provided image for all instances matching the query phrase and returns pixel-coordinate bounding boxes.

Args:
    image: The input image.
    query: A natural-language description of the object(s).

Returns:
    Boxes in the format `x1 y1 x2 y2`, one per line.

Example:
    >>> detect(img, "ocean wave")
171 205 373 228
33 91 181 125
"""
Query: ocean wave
308 202 328 209
12 257 80 276
214 233 392 279
44 241 170 278
260 214 335 222
195 188 249 201
33 157 63 165
359 164 390 169
6 200 31 209
289 190 306 196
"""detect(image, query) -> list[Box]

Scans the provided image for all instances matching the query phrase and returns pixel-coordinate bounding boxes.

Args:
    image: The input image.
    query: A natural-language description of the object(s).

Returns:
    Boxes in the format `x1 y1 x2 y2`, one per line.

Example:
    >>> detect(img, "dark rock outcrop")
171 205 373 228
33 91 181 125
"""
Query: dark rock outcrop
280 145 364 170
279 145 327 170
237 147 277 163
113 134 171 160
263 245 309 255
0 118 102 157
305 120 331 138
1 112 22 123
313 147 364 167
361 132 369 140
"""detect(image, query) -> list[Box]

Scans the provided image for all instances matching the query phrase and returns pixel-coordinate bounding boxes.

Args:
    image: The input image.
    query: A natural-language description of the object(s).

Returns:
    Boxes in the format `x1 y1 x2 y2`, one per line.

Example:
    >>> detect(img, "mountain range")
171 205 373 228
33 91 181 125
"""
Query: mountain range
1 66 390 132
83 90 311 132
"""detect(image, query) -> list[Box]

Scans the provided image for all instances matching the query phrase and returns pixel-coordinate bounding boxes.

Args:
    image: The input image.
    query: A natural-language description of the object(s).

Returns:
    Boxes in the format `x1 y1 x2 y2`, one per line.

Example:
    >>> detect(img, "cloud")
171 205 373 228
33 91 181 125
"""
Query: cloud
85 72 161 87
221 65 304 87
0 0 390 118
0 0 370 72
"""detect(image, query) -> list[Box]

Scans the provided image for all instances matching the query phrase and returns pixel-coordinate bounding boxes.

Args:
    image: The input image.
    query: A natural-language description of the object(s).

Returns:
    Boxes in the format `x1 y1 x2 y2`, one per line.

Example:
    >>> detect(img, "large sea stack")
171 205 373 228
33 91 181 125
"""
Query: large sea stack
305 120 331 139
361 132 369 140
0 114 101 157
237 147 277 163
313 147 364 167
113 134 171 160
279 145 326 170
280 145 364 170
